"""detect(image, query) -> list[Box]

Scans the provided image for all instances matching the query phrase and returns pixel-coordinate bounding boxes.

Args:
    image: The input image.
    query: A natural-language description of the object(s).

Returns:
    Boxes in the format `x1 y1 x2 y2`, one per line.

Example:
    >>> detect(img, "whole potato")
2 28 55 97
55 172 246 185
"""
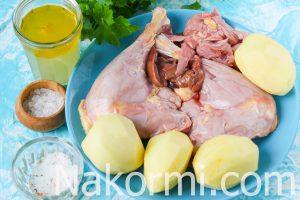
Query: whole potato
193 135 259 189
235 33 296 95
81 114 145 174
144 131 193 193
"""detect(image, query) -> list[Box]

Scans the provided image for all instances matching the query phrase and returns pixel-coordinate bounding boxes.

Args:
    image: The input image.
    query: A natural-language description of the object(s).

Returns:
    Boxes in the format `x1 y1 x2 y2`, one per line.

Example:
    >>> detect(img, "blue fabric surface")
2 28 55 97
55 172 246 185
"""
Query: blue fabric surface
0 0 299 199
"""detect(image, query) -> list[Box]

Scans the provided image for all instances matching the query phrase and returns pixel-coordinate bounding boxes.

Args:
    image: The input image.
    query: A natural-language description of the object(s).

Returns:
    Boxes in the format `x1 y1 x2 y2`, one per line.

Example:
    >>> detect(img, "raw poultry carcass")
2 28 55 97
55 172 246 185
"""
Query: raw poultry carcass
79 7 277 146
79 7 191 138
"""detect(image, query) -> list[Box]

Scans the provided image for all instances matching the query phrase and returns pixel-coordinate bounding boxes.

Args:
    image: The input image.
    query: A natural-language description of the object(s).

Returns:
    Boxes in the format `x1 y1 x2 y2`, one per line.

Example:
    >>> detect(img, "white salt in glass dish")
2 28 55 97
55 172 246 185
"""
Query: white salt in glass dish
11 137 83 200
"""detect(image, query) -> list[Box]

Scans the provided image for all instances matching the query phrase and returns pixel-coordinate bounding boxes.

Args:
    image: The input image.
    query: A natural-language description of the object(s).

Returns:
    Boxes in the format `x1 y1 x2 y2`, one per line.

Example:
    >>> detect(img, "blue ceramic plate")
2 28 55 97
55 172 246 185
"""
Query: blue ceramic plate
66 9 299 199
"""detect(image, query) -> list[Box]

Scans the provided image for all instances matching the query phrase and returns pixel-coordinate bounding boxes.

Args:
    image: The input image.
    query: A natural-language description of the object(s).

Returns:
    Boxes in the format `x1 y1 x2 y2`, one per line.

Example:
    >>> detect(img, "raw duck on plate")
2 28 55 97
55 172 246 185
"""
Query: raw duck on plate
79 7 277 146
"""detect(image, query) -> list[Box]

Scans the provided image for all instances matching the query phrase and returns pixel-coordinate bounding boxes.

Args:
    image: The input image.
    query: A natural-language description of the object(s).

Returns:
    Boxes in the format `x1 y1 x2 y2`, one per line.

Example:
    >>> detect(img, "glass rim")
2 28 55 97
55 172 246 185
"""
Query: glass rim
11 136 84 199
12 0 83 49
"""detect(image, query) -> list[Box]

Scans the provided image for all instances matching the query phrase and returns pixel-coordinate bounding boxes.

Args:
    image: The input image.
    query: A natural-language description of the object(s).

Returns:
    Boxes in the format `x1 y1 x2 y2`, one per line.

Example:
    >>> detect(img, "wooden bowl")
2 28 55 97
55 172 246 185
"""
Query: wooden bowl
15 80 66 132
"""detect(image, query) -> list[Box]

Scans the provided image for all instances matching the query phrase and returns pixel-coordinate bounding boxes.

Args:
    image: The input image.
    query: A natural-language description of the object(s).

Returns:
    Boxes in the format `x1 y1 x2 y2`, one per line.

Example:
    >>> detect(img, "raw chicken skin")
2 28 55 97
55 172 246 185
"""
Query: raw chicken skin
181 59 277 146
80 8 191 138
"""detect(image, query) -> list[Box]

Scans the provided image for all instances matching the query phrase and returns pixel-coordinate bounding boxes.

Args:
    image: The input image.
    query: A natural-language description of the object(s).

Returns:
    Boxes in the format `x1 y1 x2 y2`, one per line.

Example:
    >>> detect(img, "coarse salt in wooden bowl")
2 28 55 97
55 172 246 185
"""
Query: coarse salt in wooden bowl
15 80 66 132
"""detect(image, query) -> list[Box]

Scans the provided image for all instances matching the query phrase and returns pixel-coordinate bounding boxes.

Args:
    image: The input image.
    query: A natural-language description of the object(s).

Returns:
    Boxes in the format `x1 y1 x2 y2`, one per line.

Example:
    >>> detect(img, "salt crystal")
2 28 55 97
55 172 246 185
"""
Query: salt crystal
29 152 79 197
23 88 64 117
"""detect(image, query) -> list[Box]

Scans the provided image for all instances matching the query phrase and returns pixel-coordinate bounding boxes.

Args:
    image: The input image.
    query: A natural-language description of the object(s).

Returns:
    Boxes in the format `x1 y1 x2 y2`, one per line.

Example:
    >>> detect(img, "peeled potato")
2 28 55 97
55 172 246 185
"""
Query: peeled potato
235 33 296 95
193 135 259 189
81 114 144 174
144 131 193 193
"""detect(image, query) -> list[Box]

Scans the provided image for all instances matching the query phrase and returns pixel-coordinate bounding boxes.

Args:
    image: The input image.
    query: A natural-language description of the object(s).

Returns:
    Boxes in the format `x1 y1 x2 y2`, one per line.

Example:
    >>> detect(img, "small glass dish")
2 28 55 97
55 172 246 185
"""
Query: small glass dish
11 137 84 199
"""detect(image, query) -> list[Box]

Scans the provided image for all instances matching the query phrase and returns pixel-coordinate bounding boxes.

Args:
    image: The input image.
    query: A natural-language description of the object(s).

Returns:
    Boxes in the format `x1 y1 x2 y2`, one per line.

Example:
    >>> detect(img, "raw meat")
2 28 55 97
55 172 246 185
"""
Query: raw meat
183 8 247 66
181 59 277 146
154 8 247 75
184 9 245 44
196 39 234 66
156 34 195 76
79 8 191 138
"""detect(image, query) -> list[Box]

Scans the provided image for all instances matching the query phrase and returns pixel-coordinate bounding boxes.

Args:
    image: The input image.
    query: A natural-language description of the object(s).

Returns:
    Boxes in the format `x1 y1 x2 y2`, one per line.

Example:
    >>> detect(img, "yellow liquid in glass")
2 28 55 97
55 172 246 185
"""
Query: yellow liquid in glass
20 5 81 85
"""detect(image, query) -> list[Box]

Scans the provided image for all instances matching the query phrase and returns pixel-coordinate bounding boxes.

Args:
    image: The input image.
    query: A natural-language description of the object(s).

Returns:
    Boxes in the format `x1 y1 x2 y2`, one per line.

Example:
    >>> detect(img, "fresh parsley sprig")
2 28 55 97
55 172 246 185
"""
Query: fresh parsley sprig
77 0 155 46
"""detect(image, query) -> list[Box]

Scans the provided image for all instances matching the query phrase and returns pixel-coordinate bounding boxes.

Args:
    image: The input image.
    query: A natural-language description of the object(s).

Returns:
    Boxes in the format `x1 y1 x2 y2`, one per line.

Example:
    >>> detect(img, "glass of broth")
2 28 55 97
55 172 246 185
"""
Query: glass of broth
13 0 82 85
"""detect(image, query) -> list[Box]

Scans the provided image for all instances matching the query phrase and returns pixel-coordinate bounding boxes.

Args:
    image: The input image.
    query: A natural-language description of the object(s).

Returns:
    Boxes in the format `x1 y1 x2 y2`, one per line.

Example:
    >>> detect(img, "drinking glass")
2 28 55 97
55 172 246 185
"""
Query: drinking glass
13 0 82 85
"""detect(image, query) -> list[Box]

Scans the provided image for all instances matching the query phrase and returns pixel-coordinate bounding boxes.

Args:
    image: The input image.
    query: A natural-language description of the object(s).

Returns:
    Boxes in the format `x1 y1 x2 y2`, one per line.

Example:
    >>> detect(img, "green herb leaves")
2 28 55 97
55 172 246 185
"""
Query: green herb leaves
181 1 201 10
77 0 154 46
